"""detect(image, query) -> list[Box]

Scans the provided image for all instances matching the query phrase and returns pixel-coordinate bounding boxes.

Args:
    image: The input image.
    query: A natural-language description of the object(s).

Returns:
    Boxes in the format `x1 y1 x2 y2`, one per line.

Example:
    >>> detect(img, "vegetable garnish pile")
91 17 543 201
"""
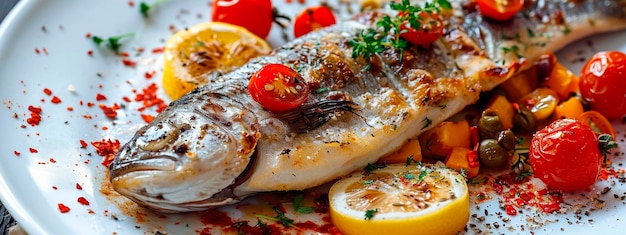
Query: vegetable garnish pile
3 0 626 235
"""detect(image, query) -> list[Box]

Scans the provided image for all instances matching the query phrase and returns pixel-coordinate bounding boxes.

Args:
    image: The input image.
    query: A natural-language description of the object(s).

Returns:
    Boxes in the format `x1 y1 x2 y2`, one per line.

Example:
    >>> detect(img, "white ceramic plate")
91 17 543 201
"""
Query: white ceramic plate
1 1 625 235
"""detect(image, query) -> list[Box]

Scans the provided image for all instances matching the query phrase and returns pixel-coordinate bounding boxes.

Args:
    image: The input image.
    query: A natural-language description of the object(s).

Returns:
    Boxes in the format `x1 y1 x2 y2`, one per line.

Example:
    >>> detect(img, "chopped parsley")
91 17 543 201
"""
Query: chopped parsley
139 0 167 17
365 162 387 173
293 194 314 214
364 208 378 220
92 33 135 53
255 205 295 228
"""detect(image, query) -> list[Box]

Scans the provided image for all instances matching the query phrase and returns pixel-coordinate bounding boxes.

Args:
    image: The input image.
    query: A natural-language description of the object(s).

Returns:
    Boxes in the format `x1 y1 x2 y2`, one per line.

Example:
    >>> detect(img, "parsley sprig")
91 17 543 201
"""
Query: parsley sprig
349 0 451 59
92 33 135 53
139 0 167 17
255 205 296 228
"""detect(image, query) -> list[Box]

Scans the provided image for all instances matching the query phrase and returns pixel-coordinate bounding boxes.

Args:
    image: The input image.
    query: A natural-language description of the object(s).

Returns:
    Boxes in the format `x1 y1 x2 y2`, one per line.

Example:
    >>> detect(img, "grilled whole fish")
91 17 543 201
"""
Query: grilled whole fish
109 0 626 212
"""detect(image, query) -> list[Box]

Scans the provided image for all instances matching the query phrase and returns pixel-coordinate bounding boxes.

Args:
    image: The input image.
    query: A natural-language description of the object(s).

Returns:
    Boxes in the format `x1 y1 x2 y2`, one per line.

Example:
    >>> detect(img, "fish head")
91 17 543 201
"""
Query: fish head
109 95 260 212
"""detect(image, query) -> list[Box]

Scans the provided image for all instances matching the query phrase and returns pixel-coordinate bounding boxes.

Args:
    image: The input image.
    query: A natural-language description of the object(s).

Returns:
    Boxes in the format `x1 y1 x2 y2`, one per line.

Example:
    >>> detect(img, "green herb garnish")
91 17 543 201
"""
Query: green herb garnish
598 134 618 164
92 33 135 53
364 208 378 220
255 205 296 228
139 0 167 17
293 194 315 214
365 162 387 173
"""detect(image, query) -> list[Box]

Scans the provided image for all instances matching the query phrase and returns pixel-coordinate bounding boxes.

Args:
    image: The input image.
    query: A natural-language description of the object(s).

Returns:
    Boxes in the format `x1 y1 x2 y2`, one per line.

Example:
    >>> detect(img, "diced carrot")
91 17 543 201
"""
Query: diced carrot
378 138 422 164
553 97 584 120
542 62 579 100
498 67 538 102
486 94 514 130
445 147 480 178
418 120 471 159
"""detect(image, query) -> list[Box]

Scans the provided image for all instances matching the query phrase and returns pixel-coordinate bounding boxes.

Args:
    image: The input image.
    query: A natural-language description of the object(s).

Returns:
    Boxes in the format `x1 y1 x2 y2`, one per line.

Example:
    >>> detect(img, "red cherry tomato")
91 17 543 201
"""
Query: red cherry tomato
294 6 337 38
579 51 626 119
477 0 524 21
248 64 309 112
211 0 274 39
399 11 445 47
529 119 602 191
576 110 617 140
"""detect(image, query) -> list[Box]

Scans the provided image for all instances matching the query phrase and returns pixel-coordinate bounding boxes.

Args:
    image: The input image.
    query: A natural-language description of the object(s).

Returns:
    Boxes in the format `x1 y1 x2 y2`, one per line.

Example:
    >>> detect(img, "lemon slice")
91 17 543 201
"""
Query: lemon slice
162 22 272 100
329 163 469 235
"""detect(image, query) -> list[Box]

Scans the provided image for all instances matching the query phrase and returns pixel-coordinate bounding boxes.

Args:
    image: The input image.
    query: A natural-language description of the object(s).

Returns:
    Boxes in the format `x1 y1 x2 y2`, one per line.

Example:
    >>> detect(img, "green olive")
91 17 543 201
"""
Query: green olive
478 139 509 169
497 130 516 151
478 109 503 140
513 106 537 133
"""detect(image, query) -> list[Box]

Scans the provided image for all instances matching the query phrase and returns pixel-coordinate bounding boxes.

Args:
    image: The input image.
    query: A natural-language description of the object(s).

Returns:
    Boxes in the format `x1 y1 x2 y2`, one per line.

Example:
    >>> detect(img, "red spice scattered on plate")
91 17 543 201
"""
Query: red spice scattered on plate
35 48 40 54
87 50 93 56
87 102 95 107
42 47 48 55
122 58 137 67
77 197 90 206
29 147 38 153
49 158 56 163
43 88 52 96
144 70 156 79
51 96 62 104
91 138 120 167
13 151 20 156
76 183 83 190
140 114 154 123
152 47 164 53
28 105 42 113
82 114 92 119
57 203 70 213
96 93 107 101
66 106 74 111
85 33 91 38
134 83 167 113
99 103 120 118
128 0 134 7
52 186 58 190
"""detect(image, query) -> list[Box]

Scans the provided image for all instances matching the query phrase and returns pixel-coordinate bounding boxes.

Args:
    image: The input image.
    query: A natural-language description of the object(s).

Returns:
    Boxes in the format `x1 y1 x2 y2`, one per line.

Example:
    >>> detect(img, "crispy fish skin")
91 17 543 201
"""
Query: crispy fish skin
109 0 626 212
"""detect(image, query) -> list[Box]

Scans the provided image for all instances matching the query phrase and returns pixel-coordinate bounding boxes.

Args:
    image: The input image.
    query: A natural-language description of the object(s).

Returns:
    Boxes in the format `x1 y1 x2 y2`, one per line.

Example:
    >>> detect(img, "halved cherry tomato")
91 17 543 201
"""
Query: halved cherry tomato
576 111 617 140
477 0 524 21
212 0 274 39
248 64 309 112
293 6 337 38
399 11 445 47
579 51 626 119
529 119 602 191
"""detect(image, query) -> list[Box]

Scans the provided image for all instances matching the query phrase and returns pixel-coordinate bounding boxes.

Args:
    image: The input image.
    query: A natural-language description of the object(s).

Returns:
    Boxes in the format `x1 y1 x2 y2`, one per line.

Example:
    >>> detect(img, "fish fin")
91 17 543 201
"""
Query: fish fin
275 100 364 133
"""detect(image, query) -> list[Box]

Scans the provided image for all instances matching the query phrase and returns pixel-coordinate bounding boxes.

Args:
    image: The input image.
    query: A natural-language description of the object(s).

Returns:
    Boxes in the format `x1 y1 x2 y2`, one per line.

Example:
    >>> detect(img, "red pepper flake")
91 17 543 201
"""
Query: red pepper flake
98 103 120 118
134 83 168 113
96 93 107 101
144 70 156 79
51 96 62 104
77 197 90 206
101 126 108 131
137 47 145 53
13 150 20 156
140 114 154 123
28 105 42 113
505 204 517 216
76 183 83 190
67 106 74 111
82 114 93 119
87 209 95 214
49 158 56 163
87 102 95 107
57 203 70 213
128 0 134 7
85 32 91 38
29 147 38 153
151 47 164 53
52 186 58 190
43 88 52 96
43 47 48 55
122 96 132 102
87 50 93 56
35 48 40 54
91 138 120 167
122 58 137 67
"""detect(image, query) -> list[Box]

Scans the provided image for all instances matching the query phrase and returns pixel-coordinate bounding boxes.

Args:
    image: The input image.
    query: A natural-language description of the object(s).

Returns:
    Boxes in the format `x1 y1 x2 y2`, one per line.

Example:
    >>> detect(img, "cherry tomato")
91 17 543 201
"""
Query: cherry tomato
293 6 337 38
477 0 524 21
576 111 617 140
399 11 445 47
211 0 274 39
248 64 309 112
579 51 626 119
529 119 602 191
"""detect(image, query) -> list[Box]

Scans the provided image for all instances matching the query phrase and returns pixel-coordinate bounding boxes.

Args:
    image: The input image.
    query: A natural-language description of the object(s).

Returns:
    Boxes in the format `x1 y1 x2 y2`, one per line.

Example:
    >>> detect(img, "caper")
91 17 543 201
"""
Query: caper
478 109 503 140
513 106 537 133
497 130 516 151
478 139 509 169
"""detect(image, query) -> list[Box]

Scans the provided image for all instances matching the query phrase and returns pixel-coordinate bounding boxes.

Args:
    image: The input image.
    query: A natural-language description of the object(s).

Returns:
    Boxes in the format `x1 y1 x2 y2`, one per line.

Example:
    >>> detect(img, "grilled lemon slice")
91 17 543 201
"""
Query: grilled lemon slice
162 22 272 100
329 163 469 235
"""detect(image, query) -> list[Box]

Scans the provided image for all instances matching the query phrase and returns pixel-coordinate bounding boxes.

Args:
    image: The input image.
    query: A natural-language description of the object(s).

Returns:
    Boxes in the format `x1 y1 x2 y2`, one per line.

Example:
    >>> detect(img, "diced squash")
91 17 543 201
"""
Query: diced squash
498 67 538 102
418 120 471 159
445 147 480 178
486 94 514 130
378 137 422 164
542 62 579 100
553 96 584 120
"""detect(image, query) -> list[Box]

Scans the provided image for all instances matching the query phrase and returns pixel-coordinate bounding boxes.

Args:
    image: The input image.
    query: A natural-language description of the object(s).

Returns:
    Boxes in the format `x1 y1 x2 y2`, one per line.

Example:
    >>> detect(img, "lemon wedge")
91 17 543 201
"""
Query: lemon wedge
329 163 469 235
162 22 272 100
